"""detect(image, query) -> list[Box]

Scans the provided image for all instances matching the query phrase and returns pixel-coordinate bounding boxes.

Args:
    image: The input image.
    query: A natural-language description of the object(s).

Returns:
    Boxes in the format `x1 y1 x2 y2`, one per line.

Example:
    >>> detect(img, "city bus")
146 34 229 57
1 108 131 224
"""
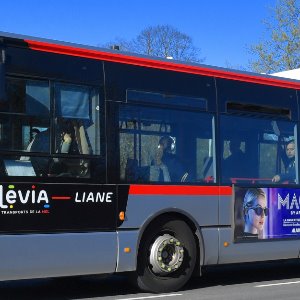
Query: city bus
0 31 299 293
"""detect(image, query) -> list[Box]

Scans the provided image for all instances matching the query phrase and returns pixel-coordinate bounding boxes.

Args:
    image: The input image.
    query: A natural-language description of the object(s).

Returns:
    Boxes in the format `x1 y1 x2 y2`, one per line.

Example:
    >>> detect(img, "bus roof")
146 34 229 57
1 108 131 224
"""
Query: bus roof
272 69 300 80
1 31 300 90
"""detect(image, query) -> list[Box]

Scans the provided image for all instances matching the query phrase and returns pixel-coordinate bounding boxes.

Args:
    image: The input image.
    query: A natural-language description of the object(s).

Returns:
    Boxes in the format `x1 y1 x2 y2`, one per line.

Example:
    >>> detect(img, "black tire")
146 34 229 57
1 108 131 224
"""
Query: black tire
135 216 197 293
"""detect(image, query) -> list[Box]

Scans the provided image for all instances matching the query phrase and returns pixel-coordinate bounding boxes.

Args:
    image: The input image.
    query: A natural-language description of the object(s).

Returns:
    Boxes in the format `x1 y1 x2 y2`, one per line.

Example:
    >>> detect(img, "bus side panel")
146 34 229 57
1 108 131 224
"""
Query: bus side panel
0 232 117 280
0 183 118 233
218 228 300 264
116 230 139 272
218 193 300 264
120 194 219 229
201 227 219 265
219 194 232 225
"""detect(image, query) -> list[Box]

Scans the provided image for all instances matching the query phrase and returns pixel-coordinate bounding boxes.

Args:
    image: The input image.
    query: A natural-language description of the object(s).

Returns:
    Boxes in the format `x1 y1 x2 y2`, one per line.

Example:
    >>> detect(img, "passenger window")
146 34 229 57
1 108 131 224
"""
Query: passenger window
0 79 50 153
220 115 297 185
54 83 100 156
0 79 102 179
119 104 216 184
48 83 101 178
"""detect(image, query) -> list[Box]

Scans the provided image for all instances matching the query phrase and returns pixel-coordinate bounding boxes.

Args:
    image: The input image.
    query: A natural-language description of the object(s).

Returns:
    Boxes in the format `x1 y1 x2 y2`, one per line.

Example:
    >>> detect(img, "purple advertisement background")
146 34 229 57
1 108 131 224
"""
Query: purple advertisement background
234 187 300 241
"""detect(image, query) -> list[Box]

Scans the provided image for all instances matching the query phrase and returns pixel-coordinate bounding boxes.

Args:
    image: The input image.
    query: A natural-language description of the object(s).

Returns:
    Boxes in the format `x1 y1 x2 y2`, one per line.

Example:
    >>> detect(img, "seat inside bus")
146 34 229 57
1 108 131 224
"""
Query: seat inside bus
3 159 36 176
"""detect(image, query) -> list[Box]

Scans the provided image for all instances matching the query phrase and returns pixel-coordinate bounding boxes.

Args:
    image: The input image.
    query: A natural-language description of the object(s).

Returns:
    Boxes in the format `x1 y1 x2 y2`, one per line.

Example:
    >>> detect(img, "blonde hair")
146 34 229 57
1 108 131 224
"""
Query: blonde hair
243 188 265 215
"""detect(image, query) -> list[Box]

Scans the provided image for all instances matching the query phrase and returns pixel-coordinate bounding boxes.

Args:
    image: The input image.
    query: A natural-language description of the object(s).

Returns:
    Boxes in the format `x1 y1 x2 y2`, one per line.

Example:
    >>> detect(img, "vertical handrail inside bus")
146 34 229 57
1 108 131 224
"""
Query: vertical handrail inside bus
0 47 6 101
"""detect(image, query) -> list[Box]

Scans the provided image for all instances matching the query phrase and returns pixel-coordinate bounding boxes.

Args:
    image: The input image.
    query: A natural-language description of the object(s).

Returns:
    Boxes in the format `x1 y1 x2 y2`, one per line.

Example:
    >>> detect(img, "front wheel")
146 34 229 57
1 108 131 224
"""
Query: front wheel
135 216 197 293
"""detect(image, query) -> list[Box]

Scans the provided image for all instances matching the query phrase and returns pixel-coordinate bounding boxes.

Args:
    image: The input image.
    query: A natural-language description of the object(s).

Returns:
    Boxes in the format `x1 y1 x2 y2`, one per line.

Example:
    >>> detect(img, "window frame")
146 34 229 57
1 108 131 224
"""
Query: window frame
117 102 217 185
0 76 105 181
219 112 298 185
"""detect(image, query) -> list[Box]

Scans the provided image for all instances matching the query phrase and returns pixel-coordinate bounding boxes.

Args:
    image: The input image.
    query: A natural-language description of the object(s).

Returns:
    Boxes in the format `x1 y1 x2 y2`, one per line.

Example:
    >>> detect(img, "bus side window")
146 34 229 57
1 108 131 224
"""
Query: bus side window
51 83 100 178
220 115 298 184
119 104 216 184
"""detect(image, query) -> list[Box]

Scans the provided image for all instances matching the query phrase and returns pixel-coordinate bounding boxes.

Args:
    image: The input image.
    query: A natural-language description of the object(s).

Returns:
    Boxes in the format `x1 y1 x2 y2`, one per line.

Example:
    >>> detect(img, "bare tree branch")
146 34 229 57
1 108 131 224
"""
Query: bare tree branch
249 0 300 73
103 25 204 63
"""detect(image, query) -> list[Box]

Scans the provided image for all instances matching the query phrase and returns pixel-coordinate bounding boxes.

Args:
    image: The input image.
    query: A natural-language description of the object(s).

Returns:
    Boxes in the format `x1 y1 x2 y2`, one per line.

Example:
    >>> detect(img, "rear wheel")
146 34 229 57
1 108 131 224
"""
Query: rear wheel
136 216 197 293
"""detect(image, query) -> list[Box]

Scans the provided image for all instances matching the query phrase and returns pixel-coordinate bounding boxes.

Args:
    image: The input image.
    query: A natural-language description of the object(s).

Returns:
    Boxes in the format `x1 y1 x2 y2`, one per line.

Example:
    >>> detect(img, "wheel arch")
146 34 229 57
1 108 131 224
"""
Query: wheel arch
136 208 205 275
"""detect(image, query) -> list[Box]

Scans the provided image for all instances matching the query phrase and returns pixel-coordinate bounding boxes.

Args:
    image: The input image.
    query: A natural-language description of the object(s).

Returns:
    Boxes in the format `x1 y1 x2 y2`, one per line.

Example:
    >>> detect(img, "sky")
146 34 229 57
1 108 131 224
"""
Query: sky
0 0 277 69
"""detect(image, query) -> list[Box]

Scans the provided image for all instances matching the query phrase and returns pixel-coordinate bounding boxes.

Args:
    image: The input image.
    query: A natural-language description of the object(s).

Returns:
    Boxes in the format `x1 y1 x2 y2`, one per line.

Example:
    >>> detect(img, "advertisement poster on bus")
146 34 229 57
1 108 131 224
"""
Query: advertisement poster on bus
234 186 300 242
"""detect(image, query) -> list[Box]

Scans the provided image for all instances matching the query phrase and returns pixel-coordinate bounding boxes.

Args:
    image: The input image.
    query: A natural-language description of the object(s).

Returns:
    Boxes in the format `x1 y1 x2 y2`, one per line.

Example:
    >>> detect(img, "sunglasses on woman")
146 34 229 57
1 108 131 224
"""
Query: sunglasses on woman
249 205 269 217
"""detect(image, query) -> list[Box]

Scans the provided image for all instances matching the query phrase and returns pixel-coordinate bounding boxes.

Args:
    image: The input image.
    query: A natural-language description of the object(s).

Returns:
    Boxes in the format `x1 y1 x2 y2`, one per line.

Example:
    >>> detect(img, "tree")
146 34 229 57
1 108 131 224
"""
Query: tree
249 0 300 73
105 25 204 63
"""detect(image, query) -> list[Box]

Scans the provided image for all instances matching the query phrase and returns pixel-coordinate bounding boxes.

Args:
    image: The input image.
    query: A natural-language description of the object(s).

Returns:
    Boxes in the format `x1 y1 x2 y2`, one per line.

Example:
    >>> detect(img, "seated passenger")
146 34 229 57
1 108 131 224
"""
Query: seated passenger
152 136 189 182
54 120 91 177
57 119 91 155
272 140 296 183
30 124 74 176
29 120 91 177
223 139 247 181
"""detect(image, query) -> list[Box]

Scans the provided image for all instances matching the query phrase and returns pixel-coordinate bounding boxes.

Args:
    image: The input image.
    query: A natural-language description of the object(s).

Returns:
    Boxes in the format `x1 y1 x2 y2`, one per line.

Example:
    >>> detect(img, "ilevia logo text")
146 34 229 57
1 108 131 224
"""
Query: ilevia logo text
0 184 114 210
0 185 48 209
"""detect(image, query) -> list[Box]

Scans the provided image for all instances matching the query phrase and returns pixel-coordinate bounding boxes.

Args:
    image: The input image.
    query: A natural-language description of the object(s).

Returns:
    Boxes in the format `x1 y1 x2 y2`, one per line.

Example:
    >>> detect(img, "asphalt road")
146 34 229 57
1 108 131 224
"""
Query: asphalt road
0 259 300 300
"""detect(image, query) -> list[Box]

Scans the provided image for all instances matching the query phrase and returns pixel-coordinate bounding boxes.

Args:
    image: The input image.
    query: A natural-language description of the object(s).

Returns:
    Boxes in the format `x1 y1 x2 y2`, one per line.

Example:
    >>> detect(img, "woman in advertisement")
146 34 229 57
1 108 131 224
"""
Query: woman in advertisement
243 188 269 239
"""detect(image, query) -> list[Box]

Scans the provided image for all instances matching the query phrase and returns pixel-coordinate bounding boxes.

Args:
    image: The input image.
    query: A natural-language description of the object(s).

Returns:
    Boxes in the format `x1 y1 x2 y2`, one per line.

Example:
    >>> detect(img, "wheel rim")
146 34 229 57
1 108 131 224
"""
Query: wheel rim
149 234 184 275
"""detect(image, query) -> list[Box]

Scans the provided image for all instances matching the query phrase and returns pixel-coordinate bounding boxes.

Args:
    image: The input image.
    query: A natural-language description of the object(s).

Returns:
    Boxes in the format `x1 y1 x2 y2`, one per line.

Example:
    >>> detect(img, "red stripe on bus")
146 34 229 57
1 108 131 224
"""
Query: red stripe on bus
129 185 232 196
51 196 71 200
25 40 300 90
